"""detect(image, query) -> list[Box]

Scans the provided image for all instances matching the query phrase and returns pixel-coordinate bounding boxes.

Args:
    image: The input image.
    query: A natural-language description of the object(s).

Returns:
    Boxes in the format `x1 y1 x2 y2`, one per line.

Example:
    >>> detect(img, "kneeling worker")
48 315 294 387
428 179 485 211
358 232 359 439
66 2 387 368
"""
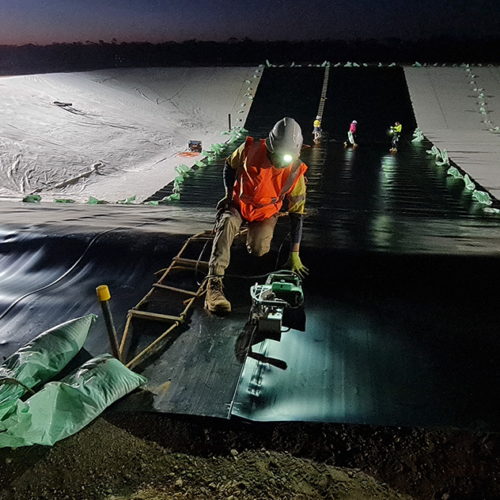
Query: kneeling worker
205 117 309 314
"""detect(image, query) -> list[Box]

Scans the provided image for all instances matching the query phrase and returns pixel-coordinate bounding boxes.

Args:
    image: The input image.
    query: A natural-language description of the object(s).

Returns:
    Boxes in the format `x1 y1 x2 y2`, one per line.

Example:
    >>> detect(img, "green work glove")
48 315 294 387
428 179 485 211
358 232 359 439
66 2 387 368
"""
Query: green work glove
286 252 309 278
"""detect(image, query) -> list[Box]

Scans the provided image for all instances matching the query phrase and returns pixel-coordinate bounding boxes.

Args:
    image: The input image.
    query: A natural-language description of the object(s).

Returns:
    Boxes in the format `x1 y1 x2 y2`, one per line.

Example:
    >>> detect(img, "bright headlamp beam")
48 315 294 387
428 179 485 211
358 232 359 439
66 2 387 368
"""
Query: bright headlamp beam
283 154 293 163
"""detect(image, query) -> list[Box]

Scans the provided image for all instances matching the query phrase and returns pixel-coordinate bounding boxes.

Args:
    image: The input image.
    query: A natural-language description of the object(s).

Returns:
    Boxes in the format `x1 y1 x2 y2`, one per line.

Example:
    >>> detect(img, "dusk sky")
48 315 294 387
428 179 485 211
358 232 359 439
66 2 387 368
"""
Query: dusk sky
1 0 499 46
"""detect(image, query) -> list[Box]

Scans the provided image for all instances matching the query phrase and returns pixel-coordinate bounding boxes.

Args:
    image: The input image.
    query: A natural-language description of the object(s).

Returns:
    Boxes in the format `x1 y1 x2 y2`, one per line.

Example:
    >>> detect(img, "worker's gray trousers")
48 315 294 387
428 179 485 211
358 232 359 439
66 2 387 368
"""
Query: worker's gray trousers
208 207 278 277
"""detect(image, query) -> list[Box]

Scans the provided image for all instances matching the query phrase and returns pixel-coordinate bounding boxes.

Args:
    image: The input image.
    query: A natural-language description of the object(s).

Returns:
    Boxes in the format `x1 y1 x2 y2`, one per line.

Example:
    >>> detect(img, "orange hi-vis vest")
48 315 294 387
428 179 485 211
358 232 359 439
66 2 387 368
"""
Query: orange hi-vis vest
233 137 308 222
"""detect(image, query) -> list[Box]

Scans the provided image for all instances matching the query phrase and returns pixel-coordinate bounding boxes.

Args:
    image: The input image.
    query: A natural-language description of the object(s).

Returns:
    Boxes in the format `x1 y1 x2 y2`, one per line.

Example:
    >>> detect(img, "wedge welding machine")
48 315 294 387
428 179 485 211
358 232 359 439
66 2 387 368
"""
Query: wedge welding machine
249 270 305 336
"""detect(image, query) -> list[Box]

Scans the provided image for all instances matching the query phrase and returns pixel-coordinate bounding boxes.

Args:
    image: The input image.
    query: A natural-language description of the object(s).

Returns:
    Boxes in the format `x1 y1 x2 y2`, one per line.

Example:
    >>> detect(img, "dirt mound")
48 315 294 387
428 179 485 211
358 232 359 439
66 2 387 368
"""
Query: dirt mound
1 413 500 499
0 418 412 500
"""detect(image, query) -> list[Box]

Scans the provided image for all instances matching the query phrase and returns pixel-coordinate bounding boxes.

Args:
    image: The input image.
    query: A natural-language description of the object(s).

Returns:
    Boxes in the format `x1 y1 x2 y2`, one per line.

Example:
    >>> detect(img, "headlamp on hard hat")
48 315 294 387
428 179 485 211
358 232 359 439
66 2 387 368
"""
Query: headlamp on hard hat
266 117 303 167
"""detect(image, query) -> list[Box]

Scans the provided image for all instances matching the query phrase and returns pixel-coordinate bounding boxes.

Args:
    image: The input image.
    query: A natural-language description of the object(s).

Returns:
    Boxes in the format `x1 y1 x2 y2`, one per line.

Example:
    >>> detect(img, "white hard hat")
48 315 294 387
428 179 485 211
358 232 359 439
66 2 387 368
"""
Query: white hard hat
316 115 321 120
352 120 357 124
266 117 303 157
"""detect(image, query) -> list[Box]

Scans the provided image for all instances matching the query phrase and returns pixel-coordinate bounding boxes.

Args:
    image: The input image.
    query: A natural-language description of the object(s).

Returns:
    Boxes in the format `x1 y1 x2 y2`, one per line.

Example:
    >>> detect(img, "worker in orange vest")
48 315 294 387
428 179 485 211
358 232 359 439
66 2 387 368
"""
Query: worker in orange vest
205 117 309 315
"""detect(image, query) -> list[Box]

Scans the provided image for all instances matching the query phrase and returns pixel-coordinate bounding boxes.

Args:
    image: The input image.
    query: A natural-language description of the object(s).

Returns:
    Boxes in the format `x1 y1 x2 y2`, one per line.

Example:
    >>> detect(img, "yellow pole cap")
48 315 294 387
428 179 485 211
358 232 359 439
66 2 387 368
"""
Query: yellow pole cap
96 285 111 302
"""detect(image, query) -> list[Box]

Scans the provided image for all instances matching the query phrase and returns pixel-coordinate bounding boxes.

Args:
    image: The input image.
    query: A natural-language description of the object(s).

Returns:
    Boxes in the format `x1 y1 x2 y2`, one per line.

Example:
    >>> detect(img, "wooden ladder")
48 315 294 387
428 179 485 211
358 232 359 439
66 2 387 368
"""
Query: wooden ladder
119 230 214 370
316 65 330 120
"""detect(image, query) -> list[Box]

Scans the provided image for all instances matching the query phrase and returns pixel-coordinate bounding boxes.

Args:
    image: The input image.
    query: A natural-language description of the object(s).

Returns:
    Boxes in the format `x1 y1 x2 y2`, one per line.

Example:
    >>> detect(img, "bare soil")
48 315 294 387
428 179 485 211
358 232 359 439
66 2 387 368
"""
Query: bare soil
1 412 499 500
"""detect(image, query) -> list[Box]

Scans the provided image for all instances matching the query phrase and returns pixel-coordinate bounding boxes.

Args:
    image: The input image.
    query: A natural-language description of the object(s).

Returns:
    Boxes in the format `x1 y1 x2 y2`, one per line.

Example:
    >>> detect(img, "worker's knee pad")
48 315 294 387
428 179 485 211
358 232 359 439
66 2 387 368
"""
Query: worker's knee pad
246 244 270 257
246 215 277 256
246 240 271 257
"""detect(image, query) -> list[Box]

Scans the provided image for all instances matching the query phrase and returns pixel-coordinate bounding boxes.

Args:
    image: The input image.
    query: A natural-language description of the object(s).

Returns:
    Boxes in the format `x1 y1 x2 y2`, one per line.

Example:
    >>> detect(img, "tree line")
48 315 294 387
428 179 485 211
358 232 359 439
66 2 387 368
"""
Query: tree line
1 36 499 75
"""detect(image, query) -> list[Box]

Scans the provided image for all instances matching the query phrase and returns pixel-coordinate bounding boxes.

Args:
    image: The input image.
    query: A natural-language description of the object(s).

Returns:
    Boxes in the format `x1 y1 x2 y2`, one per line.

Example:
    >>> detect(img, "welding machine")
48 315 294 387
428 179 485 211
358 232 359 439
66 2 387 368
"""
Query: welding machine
249 270 304 336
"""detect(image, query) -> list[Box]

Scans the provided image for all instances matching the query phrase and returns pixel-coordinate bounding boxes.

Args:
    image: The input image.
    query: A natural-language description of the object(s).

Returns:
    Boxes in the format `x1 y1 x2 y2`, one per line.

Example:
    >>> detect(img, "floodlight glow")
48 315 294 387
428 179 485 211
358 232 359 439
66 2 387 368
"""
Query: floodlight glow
283 154 293 163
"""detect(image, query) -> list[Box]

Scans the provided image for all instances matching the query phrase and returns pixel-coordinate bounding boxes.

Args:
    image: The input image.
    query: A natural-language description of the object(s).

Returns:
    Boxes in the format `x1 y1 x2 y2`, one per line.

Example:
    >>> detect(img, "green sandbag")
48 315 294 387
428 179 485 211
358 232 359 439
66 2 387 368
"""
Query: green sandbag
0 314 96 419
463 174 476 191
0 354 147 448
447 166 463 179
87 196 108 204
22 195 41 203
117 196 136 204
472 190 492 205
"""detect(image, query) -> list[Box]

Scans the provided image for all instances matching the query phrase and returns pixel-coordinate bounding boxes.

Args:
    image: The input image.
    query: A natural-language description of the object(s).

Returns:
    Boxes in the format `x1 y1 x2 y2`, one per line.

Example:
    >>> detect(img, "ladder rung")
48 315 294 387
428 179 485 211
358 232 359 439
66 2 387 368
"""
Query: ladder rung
188 236 214 242
129 310 183 323
153 283 199 296
173 257 209 267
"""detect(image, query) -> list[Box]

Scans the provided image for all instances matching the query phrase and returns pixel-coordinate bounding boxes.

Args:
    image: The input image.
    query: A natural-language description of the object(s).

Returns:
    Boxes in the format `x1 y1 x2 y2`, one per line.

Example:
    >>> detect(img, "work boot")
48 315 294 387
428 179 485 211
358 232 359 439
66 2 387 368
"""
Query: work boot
205 276 231 314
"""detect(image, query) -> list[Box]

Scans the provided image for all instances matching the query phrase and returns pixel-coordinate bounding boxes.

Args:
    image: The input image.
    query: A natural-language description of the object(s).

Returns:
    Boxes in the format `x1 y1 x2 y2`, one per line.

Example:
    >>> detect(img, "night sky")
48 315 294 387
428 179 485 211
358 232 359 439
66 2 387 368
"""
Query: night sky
1 0 499 46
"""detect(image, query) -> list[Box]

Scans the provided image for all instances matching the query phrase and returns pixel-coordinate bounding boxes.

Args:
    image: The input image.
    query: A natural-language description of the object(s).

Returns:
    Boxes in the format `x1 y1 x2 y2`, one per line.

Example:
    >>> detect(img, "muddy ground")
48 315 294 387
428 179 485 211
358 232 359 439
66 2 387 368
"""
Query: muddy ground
1 411 499 500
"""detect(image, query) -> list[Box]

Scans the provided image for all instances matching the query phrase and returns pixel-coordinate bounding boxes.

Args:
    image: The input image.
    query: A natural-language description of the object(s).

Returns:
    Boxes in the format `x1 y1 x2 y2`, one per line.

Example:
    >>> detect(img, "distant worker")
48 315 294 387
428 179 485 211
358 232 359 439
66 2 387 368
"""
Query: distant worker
390 121 402 153
313 115 322 143
344 120 358 148
205 117 309 315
